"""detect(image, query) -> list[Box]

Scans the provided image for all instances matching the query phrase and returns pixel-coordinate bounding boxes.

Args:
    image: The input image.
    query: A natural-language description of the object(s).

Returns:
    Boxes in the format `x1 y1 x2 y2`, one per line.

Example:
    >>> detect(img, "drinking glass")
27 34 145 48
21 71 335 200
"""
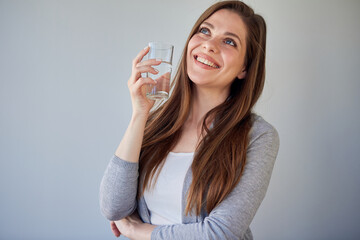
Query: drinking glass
146 42 174 100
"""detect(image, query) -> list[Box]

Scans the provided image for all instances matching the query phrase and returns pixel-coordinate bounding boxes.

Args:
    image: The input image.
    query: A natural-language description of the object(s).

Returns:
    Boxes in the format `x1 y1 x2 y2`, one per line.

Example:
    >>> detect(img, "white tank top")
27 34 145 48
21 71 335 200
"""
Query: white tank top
143 152 194 225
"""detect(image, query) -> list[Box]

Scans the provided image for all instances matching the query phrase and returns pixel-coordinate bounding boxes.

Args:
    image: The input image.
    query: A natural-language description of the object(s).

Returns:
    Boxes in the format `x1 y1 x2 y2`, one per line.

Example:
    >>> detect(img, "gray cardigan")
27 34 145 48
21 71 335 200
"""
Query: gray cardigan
100 114 280 240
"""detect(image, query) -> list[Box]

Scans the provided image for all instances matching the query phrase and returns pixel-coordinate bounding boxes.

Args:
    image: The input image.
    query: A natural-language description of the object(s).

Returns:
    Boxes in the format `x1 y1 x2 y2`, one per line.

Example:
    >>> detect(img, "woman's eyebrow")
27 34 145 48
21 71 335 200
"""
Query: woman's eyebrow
202 22 242 46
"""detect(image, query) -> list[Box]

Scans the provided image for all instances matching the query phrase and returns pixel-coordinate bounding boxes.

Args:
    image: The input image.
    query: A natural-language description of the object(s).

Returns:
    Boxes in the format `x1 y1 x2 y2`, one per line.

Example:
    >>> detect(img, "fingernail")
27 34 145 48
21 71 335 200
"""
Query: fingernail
153 79 157 84
144 46 149 50
154 69 159 73
156 58 162 62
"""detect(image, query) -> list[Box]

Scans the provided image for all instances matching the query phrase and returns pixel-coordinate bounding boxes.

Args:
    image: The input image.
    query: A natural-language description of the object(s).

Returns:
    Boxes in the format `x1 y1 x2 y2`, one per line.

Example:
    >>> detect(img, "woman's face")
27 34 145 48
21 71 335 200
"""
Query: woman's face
186 9 247 93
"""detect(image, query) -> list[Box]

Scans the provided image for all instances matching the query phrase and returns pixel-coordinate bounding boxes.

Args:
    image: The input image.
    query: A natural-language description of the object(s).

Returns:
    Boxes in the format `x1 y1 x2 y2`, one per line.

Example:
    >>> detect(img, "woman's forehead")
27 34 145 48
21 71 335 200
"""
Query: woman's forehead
201 9 247 42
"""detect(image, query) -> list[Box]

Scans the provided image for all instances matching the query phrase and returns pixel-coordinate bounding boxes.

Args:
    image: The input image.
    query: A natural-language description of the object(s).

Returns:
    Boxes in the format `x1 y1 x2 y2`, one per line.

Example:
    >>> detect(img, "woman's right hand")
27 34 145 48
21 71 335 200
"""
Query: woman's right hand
128 46 161 116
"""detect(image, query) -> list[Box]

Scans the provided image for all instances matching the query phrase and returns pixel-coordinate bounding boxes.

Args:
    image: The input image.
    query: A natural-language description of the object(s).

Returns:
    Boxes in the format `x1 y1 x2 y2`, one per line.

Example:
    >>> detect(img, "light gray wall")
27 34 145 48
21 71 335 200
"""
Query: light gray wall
1 0 359 239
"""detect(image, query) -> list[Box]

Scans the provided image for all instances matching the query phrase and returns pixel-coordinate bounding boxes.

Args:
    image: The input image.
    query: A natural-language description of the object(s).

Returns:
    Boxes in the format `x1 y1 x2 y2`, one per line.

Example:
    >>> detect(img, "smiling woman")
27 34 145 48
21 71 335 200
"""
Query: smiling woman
100 1 279 239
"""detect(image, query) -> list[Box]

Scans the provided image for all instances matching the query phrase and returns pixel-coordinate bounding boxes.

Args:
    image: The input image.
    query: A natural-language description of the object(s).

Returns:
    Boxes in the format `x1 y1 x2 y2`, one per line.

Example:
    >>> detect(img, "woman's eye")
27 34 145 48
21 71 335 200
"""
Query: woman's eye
224 38 236 47
199 27 210 35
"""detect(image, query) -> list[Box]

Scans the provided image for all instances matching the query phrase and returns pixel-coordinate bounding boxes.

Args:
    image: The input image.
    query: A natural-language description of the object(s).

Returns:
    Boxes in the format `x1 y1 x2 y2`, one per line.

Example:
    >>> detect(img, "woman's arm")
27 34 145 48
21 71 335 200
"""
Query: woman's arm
99 46 161 220
116 119 279 239
115 46 160 163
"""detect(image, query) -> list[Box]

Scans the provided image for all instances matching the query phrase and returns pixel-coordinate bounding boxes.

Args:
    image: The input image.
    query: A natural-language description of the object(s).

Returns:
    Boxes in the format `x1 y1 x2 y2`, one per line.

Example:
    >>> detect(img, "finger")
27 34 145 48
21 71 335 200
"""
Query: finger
130 59 161 82
129 64 161 85
136 58 162 68
135 65 159 76
129 51 161 85
129 75 157 89
132 46 150 66
134 77 158 89
110 221 121 237
131 77 157 95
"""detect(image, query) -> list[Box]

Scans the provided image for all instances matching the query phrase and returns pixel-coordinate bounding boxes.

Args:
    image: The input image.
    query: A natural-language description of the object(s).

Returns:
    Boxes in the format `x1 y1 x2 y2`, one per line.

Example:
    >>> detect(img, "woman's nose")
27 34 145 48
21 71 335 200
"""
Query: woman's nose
202 38 219 53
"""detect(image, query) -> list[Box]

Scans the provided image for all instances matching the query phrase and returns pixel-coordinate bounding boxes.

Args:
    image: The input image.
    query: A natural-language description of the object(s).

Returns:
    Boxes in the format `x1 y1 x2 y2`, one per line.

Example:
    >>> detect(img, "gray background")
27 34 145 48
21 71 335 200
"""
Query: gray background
1 0 359 239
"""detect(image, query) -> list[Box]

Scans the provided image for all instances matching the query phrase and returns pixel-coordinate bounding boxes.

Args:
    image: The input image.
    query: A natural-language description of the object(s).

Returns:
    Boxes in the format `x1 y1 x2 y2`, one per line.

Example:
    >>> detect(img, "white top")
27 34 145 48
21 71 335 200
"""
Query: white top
143 151 194 225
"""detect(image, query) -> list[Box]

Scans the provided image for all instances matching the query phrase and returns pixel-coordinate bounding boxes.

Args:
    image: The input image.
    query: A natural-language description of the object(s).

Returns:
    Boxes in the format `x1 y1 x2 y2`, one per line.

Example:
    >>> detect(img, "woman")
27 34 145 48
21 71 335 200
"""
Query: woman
100 1 279 239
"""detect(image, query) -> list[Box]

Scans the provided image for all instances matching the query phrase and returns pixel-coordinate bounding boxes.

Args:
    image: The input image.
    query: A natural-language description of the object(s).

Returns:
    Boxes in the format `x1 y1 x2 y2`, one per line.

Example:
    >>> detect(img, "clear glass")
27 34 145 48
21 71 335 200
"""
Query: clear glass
146 42 174 100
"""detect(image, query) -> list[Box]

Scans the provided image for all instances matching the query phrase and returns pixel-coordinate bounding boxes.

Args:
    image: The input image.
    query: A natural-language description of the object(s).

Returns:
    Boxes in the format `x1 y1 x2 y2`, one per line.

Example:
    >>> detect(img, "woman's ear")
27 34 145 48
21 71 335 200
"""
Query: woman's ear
237 69 247 79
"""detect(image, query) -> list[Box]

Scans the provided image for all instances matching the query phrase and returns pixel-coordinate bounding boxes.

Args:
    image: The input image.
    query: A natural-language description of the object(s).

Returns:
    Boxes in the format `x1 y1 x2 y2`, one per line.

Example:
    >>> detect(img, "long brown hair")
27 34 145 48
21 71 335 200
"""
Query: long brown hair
139 0 267 216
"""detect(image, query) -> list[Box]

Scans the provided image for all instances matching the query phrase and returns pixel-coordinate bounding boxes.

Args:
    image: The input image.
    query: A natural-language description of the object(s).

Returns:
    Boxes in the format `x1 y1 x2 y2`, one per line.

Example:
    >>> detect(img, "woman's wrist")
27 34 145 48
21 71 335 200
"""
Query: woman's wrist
131 107 150 122
131 110 149 122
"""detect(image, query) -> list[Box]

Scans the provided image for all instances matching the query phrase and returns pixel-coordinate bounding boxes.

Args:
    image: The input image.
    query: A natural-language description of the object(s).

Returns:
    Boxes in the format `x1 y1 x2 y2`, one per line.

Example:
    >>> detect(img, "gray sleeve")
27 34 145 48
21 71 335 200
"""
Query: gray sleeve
151 119 280 240
99 155 139 221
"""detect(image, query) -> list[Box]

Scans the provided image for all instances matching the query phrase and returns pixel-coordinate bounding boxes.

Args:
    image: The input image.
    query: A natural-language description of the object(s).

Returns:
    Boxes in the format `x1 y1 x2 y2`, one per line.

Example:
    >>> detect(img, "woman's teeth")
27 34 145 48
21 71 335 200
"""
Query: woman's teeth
196 56 219 68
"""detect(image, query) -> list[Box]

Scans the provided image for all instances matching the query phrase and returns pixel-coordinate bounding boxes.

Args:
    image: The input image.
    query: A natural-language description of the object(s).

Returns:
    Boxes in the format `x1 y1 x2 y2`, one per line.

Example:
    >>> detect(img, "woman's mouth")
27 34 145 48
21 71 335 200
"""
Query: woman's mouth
194 55 220 69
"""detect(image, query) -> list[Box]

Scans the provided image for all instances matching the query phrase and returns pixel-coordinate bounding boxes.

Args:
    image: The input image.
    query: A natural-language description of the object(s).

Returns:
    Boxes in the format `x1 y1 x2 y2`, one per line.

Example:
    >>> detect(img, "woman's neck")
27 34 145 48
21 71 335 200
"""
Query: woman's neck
171 86 230 153
188 86 229 126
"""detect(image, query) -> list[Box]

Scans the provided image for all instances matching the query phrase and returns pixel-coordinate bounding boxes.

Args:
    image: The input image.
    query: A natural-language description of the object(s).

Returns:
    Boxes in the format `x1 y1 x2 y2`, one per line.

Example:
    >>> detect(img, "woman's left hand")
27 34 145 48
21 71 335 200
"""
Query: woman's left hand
111 212 156 240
